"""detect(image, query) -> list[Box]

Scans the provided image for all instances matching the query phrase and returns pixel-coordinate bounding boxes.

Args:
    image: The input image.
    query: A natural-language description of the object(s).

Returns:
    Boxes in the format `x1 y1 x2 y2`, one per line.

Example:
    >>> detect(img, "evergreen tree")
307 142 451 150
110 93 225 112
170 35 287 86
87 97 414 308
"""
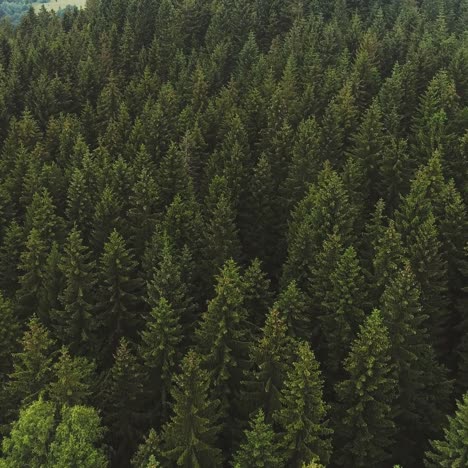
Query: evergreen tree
242 258 273 328
380 265 453 465
48 347 95 407
103 338 145 467
334 310 397 467
232 410 282 468
15 228 48 320
274 280 312 340
275 341 332 467
202 176 241 284
321 246 367 383
96 230 143 362
55 227 97 355
0 293 20 379
162 350 222 467
131 429 162 468
195 260 251 425
4 317 55 413
282 164 353 289
139 297 182 425
244 309 296 422
425 392 468 467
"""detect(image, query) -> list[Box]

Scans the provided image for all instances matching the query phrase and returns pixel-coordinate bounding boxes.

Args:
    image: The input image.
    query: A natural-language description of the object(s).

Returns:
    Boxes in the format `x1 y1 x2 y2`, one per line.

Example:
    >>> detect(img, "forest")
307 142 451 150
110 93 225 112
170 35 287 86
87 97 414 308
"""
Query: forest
0 0 467 466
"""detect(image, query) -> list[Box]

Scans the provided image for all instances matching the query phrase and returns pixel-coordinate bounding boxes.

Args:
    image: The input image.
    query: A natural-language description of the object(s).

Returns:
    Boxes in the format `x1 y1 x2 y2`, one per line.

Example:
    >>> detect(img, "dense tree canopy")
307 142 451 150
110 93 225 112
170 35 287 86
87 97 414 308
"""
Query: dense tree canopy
0 0 466 466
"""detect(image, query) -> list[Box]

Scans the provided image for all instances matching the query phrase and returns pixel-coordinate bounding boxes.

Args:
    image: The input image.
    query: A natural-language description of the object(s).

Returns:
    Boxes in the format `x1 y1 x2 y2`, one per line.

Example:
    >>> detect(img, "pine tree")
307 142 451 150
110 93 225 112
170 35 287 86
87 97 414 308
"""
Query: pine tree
243 153 279 271
243 309 297 423
4 317 55 417
96 230 143 363
406 214 449 357
55 227 97 355
103 338 145 467
15 228 48 320
195 260 251 422
202 176 241 284
139 297 182 425
371 221 406 301
0 221 24 297
380 265 453 466
282 116 322 212
91 186 123 253
232 410 282 468
425 392 468 467
48 347 95 407
145 234 195 336
347 100 385 205
242 258 273 328
334 310 397 467
282 164 353 289
275 341 332 467
131 429 162 468
321 246 367 383
274 281 312 340
0 293 20 379
162 350 222 467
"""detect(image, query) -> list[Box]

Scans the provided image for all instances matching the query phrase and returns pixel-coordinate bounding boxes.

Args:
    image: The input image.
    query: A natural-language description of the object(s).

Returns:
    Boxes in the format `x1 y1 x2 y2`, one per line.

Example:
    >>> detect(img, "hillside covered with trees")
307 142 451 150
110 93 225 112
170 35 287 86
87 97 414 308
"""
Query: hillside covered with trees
0 0 467 466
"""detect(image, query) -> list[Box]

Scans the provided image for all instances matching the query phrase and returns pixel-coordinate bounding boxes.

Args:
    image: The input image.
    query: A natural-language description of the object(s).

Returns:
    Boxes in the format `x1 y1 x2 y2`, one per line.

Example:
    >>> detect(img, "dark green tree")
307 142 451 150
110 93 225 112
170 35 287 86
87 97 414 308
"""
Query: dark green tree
48 347 95 407
275 341 332 467
139 297 182 425
334 310 397 467
96 230 143 362
55 227 97 355
103 338 145 467
162 350 222 467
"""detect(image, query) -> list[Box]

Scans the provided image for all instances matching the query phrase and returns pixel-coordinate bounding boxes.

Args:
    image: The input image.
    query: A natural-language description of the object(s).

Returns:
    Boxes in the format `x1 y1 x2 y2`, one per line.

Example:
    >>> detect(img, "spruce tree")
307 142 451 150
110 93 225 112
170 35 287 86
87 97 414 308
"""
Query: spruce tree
96 230 143 363
139 297 182 425
243 309 297 422
56 227 97 355
4 317 55 413
321 246 367 383
48 347 95 407
275 341 332 467
380 265 453 465
202 176 241 284
232 410 282 468
103 338 145 467
195 260 251 423
162 350 222 467
334 310 397 467
0 293 20 379
242 258 273 328
425 392 468 467
274 280 312 340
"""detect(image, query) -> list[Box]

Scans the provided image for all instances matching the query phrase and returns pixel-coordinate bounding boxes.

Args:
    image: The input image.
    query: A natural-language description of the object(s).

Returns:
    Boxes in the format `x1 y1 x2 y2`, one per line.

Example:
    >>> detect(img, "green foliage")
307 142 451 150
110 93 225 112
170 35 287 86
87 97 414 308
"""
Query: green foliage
275 341 332 467
232 410 282 468
162 350 222 467
47 405 108 468
425 392 468 467
334 310 397 467
0 1 465 465
0 399 56 468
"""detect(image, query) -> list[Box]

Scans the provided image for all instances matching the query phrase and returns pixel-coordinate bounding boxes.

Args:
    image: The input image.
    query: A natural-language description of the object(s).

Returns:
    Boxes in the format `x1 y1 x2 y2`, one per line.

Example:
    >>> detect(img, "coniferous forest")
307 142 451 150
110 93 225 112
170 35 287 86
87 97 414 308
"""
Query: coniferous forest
0 0 467 466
